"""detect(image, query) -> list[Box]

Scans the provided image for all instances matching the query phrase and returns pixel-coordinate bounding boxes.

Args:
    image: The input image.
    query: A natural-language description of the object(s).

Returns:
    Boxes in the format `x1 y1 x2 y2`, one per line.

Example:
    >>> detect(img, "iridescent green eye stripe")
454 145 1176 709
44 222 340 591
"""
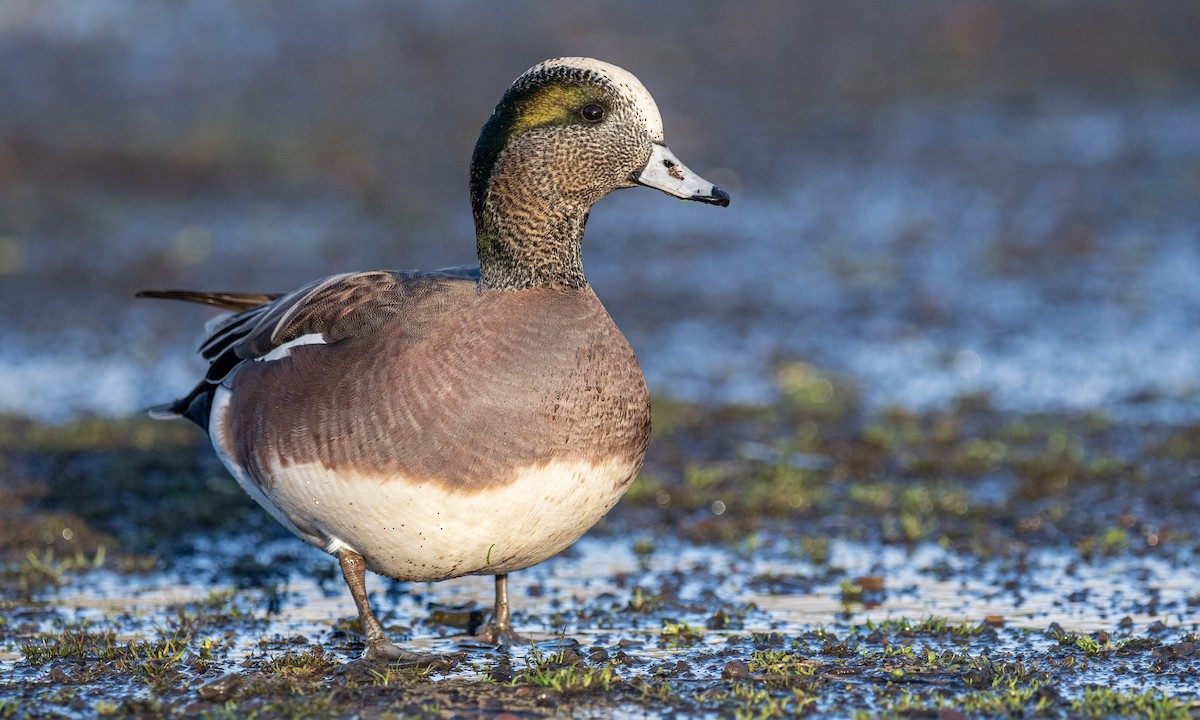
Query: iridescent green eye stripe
470 82 595 215
509 83 594 134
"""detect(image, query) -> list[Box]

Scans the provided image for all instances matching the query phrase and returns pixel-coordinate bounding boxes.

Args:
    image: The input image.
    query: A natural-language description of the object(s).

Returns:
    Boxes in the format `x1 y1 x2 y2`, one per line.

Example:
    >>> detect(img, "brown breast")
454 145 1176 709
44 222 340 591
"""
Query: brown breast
223 286 651 494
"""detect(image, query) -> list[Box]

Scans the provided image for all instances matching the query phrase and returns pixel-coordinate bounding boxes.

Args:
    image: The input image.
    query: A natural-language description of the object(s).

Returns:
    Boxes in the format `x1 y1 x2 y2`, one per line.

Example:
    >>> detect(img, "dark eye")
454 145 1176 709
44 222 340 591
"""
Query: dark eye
580 103 605 123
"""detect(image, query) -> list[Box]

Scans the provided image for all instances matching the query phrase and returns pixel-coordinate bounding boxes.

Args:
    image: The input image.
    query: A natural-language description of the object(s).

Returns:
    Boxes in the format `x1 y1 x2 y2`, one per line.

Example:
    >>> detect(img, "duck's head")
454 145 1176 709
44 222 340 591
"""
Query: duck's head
471 57 729 289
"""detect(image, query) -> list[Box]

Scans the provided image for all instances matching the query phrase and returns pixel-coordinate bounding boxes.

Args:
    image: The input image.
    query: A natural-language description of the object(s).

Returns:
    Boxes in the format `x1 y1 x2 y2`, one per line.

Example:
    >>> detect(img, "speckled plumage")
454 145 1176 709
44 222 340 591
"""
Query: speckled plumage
472 59 664 290
139 57 728 660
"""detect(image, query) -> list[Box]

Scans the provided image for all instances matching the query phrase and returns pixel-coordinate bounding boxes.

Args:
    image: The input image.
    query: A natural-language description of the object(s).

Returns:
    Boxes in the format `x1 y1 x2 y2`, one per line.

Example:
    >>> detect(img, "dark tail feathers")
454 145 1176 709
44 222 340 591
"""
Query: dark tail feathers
136 289 278 312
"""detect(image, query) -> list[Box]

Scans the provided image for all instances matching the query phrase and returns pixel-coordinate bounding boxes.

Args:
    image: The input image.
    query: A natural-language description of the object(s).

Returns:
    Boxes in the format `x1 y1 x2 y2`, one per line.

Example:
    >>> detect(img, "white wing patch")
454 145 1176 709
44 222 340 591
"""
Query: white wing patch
255 333 327 362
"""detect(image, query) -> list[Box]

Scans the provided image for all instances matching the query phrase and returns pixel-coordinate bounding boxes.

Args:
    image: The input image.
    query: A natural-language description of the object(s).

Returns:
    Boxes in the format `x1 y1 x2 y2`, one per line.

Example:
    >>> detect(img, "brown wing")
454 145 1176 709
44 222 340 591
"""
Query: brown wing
139 266 481 426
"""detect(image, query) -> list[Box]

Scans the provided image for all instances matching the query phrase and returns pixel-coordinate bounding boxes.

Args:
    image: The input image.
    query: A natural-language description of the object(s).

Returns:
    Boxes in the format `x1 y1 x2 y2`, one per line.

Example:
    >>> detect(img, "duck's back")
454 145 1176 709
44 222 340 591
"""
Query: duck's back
209 274 650 581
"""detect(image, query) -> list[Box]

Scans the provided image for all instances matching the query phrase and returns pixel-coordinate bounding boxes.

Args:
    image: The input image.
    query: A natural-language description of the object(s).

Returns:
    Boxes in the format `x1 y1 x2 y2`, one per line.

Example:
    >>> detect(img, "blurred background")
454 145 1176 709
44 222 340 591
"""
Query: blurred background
1 0 1198 421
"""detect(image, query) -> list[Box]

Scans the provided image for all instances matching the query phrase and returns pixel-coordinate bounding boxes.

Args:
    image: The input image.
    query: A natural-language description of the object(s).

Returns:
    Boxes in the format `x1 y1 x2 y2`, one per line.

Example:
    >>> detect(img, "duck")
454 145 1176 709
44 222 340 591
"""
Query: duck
138 57 729 663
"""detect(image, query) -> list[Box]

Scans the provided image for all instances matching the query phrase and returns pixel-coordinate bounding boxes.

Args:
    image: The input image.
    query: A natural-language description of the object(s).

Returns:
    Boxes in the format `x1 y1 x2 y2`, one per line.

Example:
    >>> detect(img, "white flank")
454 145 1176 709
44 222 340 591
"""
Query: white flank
209 386 316 545
256 333 326 362
262 456 639 581
206 391 639 582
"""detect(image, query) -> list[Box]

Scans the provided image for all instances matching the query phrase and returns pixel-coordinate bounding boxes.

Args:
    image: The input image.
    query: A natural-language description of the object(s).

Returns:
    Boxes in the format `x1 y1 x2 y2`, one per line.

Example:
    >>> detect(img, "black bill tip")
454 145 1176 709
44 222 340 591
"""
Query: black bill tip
691 185 730 207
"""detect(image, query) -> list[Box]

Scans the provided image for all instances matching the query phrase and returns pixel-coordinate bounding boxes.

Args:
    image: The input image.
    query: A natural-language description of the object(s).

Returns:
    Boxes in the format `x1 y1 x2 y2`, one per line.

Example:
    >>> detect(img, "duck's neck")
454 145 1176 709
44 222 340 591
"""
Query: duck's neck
473 196 589 290
471 149 592 291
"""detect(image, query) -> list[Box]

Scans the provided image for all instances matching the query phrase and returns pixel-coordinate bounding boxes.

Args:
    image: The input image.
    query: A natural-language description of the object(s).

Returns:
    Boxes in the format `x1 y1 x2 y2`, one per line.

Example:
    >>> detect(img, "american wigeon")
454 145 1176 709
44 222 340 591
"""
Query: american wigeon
139 57 728 663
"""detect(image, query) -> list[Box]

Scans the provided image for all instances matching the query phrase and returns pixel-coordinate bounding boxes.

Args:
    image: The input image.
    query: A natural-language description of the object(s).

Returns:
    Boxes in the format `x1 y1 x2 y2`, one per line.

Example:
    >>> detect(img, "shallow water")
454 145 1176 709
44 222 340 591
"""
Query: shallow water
5 535 1196 693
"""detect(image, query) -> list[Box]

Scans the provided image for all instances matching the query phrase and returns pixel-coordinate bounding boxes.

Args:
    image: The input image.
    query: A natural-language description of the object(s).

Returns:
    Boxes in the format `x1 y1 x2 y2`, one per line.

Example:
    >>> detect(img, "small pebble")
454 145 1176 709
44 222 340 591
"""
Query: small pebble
427 606 485 631
557 648 585 668
854 575 885 591
722 660 750 680
197 672 244 702
533 688 559 707
614 650 642 665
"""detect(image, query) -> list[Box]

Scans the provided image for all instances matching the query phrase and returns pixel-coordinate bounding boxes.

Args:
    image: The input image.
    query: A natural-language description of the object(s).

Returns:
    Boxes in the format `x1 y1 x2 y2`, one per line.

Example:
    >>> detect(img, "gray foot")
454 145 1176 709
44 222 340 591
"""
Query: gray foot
337 549 461 670
351 640 463 671
474 621 530 647
362 639 422 664
474 573 529 647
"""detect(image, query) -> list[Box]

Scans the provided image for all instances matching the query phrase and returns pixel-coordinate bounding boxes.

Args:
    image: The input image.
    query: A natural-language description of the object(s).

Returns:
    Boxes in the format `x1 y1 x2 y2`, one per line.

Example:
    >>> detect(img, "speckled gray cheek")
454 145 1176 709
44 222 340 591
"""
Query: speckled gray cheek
471 69 660 291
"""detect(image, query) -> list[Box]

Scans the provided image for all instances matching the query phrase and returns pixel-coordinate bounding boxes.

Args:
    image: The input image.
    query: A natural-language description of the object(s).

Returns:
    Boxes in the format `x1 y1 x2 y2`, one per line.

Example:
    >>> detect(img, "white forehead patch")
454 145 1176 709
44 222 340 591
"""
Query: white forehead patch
526 57 665 142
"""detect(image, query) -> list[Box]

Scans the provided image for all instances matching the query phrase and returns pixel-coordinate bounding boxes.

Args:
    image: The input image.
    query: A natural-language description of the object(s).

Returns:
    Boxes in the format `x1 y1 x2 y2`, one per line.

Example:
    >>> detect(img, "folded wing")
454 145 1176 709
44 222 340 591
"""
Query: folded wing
138 267 480 426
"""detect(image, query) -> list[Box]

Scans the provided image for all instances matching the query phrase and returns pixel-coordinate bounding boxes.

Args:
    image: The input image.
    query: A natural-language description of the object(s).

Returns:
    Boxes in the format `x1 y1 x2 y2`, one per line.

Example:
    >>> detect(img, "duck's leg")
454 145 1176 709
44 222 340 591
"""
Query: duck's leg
475 573 529 646
338 549 421 663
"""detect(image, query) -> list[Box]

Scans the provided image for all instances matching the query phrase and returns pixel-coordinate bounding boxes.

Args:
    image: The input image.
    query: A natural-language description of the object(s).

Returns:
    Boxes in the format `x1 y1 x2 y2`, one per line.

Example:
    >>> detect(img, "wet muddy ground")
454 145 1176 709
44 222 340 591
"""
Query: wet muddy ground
3 3 1200 718
2 388 1198 718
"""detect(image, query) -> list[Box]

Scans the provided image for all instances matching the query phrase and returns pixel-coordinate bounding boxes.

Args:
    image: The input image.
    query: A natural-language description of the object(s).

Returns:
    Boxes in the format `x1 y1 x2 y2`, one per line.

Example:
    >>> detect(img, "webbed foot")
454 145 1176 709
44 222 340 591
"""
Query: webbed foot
338 550 463 669
355 640 463 670
473 573 529 647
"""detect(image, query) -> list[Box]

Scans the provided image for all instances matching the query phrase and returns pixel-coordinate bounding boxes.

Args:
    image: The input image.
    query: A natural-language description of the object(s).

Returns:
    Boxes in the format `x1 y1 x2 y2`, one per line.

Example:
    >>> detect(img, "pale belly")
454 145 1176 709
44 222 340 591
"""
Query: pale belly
209 386 641 581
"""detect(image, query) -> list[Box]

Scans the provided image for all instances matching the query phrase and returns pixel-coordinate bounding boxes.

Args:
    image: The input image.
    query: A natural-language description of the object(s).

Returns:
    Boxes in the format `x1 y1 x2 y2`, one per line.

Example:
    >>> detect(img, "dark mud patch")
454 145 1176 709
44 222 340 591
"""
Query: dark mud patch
2 388 1199 717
